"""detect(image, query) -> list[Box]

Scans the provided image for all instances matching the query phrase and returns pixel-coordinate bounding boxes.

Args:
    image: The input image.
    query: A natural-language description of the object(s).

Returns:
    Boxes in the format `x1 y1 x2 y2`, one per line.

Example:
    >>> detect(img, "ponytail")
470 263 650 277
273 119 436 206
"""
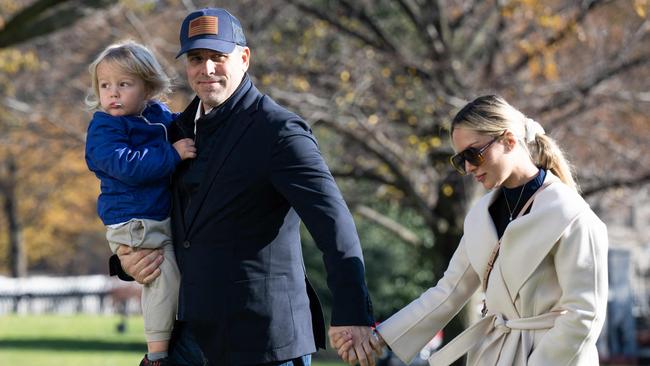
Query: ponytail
529 134 578 191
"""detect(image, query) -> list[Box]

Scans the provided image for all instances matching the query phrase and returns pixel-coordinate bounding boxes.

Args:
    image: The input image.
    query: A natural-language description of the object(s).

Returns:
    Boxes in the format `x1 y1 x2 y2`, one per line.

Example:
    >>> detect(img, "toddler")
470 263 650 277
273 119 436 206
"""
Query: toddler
85 41 195 366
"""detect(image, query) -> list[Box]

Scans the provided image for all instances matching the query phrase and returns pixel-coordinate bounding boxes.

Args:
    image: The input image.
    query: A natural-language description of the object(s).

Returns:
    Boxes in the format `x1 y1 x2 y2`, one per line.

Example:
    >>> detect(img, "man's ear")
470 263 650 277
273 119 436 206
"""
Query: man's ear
241 47 251 71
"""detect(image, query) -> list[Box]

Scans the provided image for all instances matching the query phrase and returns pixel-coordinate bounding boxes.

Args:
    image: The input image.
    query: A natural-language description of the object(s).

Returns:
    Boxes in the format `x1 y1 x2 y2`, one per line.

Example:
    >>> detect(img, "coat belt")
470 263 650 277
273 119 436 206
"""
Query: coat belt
427 311 565 366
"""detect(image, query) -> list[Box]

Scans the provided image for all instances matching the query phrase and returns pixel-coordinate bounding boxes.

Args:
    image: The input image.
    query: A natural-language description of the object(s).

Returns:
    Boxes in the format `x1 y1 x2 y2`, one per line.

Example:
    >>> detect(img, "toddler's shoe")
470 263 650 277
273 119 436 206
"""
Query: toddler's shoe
139 355 174 366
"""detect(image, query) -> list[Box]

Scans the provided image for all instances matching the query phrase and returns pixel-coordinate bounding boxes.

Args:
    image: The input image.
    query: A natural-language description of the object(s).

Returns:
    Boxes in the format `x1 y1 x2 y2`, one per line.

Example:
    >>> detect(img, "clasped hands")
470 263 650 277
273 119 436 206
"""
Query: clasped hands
115 246 388 365
328 325 385 366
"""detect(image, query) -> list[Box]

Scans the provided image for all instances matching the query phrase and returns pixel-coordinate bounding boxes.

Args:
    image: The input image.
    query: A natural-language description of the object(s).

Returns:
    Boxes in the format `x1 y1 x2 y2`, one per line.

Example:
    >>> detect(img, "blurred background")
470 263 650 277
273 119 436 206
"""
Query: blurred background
0 0 648 365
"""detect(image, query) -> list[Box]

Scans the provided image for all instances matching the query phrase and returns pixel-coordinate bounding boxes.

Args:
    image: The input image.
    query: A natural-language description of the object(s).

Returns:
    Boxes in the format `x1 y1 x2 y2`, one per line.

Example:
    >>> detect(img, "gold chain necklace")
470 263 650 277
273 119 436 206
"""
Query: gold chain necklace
503 182 527 221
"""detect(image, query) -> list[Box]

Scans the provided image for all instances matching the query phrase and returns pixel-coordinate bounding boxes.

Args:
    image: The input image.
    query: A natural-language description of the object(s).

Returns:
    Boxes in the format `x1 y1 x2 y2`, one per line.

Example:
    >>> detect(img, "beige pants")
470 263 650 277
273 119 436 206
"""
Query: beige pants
107 217 179 343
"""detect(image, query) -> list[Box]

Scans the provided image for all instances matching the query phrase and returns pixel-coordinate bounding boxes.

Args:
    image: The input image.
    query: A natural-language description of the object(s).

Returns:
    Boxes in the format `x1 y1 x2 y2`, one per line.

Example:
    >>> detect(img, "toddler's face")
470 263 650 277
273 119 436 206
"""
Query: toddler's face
97 61 147 117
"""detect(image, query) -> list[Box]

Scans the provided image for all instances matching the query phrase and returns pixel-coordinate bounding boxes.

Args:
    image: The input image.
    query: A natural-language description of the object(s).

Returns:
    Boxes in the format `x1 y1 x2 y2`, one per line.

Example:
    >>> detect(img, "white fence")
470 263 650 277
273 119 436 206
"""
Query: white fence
0 275 141 315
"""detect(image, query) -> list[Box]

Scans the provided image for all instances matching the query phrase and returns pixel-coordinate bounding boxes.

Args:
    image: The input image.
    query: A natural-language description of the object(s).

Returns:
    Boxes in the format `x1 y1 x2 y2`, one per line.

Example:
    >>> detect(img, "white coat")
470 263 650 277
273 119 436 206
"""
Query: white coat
377 173 608 365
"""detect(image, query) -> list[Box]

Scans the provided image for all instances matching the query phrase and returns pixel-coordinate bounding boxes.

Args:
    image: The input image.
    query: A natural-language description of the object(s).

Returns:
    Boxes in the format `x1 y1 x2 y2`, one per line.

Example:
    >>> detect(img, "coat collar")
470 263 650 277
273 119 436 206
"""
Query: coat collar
464 172 590 302
182 77 263 235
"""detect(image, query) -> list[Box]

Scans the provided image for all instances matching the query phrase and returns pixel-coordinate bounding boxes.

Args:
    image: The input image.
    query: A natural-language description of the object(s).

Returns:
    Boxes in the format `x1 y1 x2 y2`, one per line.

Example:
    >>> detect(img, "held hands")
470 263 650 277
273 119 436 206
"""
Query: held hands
115 245 163 285
173 138 196 160
328 326 385 366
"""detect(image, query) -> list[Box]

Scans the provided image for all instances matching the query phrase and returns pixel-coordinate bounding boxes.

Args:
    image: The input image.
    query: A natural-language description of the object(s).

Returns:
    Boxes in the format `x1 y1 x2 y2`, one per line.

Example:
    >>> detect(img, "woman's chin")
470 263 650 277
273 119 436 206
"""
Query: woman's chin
482 180 498 190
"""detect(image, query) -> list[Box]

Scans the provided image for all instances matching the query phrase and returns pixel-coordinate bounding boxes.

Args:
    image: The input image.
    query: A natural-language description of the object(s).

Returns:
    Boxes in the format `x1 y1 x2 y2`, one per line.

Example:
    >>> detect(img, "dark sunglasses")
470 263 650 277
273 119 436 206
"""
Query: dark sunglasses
450 133 503 175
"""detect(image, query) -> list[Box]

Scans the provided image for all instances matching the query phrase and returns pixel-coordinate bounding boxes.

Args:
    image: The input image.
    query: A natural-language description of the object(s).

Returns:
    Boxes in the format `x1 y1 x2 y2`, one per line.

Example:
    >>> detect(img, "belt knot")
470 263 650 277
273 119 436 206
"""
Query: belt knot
493 314 511 334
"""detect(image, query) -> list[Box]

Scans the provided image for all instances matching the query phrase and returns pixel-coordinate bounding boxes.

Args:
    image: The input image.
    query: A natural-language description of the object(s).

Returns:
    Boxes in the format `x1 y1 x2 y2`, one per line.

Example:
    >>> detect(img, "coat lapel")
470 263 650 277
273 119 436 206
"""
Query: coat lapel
464 173 590 304
464 190 499 286
183 103 257 235
498 175 588 301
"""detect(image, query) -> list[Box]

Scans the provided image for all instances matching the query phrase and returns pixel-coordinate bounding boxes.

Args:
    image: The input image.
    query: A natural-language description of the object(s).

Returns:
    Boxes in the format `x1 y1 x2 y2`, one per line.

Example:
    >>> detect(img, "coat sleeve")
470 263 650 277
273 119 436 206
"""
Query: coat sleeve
86 117 181 185
528 211 608 366
376 236 480 364
269 118 374 327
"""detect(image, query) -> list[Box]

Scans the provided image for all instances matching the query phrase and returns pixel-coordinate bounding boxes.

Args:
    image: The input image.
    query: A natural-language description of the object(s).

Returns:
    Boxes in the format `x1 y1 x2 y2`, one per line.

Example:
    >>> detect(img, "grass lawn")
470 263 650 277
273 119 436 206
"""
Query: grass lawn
0 314 344 366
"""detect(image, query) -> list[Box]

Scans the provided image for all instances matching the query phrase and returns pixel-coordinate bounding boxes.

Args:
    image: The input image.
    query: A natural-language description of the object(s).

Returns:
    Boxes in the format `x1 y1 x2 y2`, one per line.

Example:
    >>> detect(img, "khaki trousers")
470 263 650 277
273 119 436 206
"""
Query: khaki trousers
107 217 179 343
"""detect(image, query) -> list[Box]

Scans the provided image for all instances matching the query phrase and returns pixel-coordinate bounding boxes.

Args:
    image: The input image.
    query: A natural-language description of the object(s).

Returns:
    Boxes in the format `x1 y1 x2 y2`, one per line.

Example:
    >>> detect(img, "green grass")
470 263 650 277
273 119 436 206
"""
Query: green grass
0 314 145 365
0 314 344 365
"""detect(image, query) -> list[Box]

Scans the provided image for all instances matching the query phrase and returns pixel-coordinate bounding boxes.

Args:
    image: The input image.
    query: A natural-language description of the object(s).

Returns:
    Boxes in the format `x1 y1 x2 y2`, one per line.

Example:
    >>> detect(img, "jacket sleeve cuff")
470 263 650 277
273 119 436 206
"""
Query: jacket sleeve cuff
330 289 375 326
109 254 134 282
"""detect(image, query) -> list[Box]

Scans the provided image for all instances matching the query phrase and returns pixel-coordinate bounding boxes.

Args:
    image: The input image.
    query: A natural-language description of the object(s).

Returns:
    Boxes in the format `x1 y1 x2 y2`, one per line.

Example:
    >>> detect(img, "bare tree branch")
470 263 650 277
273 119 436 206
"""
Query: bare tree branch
460 2 500 69
330 168 396 186
0 0 113 48
338 0 398 53
268 87 438 227
449 0 480 30
351 203 423 247
282 0 463 97
124 10 181 81
582 174 650 197
2 97 86 143
540 53 650 114
395 0 439 58
507 0 611 75
283 0 387 51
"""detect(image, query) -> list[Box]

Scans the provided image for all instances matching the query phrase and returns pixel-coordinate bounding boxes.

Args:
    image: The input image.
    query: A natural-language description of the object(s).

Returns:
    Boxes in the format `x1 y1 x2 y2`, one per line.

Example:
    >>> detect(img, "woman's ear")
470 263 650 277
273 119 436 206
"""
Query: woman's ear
502 130 518 151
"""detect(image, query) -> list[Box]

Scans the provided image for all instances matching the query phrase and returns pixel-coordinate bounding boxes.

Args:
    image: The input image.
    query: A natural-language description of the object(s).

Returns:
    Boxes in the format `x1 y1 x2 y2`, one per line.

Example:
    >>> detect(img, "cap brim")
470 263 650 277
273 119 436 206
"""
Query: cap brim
176 38 237 58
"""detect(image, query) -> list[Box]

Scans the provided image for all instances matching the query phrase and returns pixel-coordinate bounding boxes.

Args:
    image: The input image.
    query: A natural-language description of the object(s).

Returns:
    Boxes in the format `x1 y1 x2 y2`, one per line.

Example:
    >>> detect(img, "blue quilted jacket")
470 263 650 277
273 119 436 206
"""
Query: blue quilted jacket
85 101 180 225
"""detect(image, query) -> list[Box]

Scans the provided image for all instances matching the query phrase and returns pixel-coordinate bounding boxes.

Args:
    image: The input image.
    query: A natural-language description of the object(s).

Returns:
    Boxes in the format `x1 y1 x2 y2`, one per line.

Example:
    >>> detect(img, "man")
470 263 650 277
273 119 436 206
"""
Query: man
112 7 380 366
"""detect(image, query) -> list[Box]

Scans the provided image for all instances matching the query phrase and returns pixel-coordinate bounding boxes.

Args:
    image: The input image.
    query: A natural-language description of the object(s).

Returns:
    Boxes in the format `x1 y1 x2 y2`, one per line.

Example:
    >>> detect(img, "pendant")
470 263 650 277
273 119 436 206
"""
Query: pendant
509 215 513 221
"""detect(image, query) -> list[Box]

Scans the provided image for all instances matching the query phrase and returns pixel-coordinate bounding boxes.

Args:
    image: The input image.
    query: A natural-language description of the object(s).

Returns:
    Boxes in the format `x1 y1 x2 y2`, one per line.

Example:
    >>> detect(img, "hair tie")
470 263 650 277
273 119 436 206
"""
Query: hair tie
524 118 545 143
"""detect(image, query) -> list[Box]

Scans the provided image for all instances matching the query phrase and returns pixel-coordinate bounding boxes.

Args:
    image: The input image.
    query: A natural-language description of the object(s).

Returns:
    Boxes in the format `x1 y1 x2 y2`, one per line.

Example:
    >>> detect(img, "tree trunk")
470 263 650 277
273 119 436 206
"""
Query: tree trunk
3 155 26 277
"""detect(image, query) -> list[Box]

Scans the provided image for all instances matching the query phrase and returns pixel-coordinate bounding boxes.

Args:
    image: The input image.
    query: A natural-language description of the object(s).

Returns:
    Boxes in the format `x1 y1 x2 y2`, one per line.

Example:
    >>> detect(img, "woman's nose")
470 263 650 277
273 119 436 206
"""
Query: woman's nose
465 160 477 174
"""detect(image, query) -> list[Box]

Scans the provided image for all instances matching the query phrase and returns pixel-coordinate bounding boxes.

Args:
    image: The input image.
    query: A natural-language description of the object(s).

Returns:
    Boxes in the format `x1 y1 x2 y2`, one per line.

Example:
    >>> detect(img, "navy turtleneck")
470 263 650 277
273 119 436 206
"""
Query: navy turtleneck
489 168 546 239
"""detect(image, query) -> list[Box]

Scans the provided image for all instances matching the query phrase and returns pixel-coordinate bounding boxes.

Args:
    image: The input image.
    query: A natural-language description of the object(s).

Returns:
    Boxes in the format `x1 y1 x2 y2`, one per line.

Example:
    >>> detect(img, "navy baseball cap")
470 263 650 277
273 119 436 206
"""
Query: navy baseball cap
176 8 247 58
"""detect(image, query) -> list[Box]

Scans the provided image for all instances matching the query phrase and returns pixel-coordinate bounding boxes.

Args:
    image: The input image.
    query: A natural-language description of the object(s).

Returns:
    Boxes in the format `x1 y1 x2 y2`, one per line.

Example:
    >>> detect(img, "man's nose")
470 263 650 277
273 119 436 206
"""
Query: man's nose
201 59 216 75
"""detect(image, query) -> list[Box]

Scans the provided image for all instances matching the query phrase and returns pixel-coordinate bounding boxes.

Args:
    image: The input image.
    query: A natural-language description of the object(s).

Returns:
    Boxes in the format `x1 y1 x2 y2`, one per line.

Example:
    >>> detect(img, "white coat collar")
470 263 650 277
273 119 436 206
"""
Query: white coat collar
464 172 590 302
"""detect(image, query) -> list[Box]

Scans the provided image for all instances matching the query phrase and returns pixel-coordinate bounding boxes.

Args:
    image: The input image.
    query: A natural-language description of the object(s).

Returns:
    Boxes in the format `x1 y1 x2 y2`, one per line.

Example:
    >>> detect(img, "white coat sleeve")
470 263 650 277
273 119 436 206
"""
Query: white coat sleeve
528 211 608 366
376 236 480 364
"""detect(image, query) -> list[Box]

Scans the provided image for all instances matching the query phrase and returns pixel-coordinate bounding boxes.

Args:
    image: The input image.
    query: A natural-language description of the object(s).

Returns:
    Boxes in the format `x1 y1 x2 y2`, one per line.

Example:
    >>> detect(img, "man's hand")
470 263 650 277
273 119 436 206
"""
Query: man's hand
328 326 383 366
115 245 163 285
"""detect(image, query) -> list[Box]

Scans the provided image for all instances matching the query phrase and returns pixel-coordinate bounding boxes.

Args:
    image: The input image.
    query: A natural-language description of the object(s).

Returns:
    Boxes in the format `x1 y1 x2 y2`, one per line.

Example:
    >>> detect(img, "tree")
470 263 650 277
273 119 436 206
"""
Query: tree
253 0 650 343
1 0 648 352
0 0 112 276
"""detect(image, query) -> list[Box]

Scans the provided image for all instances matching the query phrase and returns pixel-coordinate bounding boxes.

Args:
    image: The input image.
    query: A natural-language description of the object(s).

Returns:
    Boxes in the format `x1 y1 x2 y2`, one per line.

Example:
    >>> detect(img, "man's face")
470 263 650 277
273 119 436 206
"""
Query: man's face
185 47 250 109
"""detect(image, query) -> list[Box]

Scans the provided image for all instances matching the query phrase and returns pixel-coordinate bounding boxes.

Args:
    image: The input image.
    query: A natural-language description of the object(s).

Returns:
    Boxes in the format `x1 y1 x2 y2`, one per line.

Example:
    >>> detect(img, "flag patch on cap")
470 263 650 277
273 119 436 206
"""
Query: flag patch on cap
188 16 218 38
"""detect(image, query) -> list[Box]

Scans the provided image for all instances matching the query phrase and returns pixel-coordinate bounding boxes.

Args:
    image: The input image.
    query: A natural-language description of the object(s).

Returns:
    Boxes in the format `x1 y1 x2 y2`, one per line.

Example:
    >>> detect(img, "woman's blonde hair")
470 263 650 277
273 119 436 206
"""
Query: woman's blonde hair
450 95 578 190
85 41 171 110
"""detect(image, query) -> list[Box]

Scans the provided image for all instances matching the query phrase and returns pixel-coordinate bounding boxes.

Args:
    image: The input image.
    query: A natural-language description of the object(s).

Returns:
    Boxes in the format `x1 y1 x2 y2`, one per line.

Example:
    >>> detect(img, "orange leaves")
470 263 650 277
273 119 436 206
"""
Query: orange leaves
634 0 648 18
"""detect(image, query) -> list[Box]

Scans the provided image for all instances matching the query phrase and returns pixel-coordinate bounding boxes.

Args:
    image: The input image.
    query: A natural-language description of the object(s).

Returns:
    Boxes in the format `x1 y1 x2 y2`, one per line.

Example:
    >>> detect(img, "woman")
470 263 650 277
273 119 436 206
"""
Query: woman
337 95 608 365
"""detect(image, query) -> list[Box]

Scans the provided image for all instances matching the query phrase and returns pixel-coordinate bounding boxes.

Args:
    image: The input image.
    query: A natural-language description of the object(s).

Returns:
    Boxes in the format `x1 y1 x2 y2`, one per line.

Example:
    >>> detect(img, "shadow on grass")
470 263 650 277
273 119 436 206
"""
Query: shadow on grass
0 338 145 352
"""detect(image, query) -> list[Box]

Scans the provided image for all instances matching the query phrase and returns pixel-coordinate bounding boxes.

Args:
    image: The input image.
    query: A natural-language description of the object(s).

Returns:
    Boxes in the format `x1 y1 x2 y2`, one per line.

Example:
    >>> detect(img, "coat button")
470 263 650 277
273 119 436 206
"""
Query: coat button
183 240 190 249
